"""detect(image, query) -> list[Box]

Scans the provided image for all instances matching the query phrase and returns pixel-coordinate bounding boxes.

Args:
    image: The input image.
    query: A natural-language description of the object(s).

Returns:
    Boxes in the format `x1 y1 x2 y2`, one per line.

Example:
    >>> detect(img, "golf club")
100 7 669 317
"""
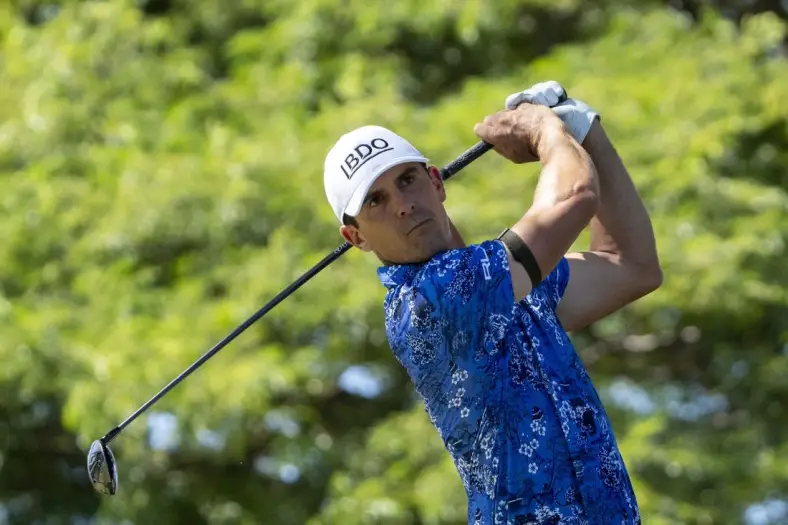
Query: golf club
87 139 494 496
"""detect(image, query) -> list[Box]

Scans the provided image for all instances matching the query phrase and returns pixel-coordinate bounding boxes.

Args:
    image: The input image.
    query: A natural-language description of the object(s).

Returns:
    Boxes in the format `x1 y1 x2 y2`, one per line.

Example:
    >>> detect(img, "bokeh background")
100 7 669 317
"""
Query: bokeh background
1 0 787 524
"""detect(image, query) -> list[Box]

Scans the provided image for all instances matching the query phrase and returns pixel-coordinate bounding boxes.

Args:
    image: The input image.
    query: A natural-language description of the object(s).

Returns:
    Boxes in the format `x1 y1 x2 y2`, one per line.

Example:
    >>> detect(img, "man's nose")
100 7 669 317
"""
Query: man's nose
393 193 415 218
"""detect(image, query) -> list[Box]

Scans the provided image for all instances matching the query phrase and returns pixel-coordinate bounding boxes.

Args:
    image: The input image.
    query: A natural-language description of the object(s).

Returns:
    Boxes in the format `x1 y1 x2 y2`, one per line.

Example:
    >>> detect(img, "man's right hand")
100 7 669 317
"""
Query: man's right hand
473 103 569 164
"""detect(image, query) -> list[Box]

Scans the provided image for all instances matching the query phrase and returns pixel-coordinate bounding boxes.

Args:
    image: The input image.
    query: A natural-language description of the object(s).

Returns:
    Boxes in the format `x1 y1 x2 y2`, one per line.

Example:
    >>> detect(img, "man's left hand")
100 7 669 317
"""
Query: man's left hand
505 81 601 144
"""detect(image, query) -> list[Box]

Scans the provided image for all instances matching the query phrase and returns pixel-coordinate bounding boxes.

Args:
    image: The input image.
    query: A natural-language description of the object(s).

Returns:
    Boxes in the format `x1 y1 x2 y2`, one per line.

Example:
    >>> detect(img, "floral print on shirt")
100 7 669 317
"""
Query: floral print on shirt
377 240 641 525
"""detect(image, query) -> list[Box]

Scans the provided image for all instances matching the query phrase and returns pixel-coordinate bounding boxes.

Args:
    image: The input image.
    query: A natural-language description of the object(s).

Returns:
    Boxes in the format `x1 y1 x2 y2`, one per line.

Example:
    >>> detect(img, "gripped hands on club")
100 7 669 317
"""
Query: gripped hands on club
473 80 600 165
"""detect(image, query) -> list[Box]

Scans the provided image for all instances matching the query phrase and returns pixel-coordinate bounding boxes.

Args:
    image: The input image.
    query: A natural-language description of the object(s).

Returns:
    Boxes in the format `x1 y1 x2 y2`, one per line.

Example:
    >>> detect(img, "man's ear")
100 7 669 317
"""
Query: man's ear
427 165 446 202
339 224 373 252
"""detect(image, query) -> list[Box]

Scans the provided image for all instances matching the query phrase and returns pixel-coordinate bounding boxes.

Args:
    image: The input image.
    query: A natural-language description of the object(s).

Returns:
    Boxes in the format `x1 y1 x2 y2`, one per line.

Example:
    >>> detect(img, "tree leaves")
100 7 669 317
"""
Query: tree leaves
0 2 786 524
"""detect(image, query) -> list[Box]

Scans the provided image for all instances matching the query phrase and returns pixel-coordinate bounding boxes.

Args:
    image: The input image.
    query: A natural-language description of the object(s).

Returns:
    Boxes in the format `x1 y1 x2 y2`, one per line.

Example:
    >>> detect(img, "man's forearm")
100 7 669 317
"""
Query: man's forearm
511 122 599 277
533 123 599 208
581 120 659 269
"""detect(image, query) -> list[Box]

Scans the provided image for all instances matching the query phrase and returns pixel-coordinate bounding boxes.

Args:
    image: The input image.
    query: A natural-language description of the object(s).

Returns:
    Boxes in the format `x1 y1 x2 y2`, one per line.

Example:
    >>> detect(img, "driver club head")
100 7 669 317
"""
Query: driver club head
87 439 118 495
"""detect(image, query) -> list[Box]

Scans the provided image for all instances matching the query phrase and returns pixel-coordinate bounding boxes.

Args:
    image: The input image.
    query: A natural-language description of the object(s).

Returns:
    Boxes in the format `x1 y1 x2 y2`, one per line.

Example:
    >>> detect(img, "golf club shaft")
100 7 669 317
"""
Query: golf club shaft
101 140 493 446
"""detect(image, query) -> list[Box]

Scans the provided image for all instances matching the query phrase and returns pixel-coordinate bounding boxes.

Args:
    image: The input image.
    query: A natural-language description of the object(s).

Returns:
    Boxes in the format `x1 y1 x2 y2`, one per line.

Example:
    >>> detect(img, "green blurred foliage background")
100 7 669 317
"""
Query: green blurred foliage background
0 0 786 524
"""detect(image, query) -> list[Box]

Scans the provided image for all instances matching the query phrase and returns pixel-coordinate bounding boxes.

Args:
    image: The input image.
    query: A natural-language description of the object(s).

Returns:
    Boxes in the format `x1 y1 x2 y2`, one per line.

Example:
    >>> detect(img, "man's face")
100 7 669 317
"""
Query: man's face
340 162 454 265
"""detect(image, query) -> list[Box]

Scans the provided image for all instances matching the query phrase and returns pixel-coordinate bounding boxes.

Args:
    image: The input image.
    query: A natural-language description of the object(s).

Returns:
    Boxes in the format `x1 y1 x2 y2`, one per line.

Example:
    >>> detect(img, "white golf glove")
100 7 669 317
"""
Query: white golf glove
505 80 600 144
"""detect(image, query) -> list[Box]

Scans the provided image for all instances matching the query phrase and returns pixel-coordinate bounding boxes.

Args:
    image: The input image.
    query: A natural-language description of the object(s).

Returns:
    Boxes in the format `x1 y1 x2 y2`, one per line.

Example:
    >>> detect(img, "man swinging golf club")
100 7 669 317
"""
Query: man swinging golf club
323 81 662 524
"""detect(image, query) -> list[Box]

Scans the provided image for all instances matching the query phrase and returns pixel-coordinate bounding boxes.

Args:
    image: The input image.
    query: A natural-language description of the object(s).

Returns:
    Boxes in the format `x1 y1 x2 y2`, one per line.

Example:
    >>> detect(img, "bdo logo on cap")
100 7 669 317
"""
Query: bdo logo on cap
340 138 394 179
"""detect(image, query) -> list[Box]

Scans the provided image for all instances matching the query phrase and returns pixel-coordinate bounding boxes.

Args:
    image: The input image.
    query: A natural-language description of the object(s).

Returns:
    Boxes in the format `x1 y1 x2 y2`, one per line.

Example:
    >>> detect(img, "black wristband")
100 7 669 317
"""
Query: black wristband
497 228 543 287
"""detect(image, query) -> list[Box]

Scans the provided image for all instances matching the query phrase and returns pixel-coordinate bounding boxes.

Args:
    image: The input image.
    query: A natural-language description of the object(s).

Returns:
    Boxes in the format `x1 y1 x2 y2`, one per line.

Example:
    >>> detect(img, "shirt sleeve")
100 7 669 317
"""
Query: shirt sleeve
534 256 571 311
417 239 516 354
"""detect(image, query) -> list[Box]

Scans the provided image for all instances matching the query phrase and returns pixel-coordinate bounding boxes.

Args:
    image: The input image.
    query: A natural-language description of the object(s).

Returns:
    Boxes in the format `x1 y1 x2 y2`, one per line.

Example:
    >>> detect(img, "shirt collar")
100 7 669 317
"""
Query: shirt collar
377 263 419 288
376 248 456 288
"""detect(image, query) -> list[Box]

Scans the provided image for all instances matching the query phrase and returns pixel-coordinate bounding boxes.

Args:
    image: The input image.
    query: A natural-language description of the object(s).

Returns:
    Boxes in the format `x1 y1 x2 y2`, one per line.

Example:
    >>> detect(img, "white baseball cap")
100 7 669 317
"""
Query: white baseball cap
323 125 429 223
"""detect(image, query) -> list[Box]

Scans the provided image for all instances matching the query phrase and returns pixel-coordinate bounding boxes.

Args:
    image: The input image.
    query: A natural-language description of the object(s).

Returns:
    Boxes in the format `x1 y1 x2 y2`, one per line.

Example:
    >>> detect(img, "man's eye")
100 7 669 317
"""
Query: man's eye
401 174 415 185
367 195 381 207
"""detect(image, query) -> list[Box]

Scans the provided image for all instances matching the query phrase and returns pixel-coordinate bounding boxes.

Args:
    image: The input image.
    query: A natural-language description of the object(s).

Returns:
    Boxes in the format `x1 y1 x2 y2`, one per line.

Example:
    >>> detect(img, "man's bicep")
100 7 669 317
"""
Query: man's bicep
507 190 598 292
556 251 659 332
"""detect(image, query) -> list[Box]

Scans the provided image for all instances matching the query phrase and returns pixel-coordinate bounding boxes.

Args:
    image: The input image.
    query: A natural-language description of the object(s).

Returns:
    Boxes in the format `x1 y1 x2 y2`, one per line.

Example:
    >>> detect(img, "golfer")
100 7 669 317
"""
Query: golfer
323 81 661 524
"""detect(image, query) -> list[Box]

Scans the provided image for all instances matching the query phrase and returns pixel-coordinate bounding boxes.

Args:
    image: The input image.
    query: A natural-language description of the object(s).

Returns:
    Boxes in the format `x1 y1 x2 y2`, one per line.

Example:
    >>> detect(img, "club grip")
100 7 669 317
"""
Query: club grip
440 141 493 181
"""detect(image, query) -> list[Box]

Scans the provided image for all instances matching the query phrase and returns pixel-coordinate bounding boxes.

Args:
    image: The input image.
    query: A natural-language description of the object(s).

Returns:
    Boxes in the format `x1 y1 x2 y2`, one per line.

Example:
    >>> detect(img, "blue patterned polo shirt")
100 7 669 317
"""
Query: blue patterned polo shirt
377 239 640 525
